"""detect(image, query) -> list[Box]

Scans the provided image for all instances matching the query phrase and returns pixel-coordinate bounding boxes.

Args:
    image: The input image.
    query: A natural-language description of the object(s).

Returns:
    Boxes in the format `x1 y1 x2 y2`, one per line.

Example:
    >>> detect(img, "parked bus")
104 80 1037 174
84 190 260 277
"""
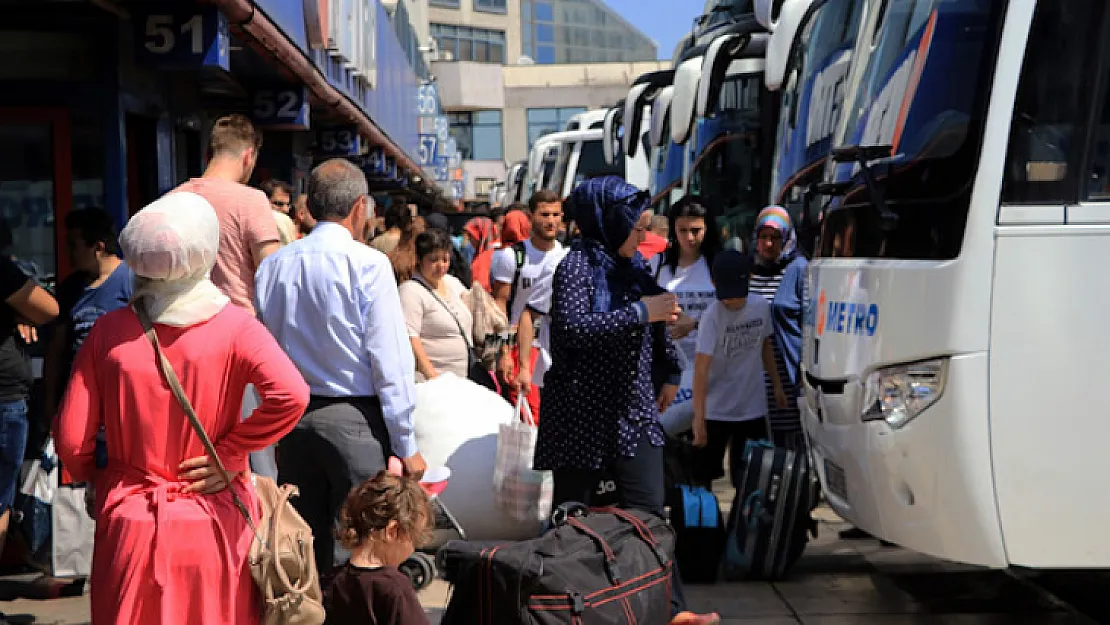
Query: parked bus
551 108 652 198
768 0 864 255
798 0 1110 569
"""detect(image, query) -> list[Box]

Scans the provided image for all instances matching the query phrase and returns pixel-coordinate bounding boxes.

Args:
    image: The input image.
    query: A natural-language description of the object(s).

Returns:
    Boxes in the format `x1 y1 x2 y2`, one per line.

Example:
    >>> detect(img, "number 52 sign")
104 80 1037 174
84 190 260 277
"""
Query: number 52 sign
250 86 311 130
134 5 230 71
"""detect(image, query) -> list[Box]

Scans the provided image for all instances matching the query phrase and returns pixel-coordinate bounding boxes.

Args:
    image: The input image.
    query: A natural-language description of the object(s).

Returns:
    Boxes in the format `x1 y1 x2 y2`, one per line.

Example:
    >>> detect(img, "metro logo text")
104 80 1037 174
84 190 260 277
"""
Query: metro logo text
816 294 879 337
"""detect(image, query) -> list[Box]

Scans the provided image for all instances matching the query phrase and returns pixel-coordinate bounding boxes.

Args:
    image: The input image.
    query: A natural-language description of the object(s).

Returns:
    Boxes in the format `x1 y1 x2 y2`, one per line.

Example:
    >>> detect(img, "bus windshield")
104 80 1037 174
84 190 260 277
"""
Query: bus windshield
575 139 624 185
700 0 755 33
652 134 685 215
818 0 1004 260
689 72 766 240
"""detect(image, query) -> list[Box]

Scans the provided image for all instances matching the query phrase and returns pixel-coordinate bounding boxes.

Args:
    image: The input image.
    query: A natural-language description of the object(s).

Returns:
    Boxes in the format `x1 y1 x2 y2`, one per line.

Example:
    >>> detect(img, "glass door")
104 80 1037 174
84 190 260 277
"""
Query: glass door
0 108 73 290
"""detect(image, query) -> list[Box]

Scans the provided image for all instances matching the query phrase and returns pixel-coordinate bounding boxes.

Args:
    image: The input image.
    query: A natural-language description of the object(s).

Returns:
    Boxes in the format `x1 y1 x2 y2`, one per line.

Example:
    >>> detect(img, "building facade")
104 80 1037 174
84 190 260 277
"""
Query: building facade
519 0 657 64
2 0 438 287
409 0 662 202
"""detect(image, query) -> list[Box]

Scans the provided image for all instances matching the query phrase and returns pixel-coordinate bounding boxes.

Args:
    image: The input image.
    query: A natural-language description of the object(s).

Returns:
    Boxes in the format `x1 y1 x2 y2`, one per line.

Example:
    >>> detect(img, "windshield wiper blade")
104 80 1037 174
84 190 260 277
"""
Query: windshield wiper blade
831 144 899 232
814 181 852 196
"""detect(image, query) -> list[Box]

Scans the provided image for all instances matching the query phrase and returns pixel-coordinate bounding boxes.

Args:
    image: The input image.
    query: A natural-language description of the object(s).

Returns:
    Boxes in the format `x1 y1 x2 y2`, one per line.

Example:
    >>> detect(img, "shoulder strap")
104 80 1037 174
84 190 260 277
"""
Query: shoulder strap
133 302 261 540
506 241 528 321
415 279 476 359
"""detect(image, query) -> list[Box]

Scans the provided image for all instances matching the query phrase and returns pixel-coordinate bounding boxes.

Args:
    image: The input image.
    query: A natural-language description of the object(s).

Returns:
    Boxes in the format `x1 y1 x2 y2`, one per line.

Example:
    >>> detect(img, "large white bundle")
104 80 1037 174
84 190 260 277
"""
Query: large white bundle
413 373 544 544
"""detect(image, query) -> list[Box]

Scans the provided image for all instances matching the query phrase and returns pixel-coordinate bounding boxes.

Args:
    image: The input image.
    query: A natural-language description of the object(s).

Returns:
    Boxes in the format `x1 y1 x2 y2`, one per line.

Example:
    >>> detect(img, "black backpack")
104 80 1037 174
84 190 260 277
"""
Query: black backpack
505 241 528 319
438 504 675 625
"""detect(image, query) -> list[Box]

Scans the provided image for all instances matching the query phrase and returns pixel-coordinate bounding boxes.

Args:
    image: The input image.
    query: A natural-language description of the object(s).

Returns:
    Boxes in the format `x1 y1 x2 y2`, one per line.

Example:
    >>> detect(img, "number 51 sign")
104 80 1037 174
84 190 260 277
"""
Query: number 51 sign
134 5 230 71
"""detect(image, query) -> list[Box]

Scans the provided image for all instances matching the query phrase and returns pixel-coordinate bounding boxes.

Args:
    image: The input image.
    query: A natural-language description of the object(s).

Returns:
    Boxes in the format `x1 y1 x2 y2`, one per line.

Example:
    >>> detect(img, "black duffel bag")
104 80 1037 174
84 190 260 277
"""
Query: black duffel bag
438 503 675 625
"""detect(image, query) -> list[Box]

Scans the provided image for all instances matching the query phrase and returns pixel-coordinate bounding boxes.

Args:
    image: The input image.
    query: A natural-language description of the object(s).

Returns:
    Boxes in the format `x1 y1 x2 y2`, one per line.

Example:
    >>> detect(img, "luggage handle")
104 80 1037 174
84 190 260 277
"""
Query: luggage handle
593 506 670 568
741 490 773 532
566 517 622 585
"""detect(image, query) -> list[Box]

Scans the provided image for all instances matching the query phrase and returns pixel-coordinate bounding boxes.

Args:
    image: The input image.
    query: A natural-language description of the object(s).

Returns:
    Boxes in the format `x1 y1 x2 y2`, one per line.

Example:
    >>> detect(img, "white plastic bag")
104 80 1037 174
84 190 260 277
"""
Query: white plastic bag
51 483 95 578
413 373 541 543
493 395 553 524
20 438 57 504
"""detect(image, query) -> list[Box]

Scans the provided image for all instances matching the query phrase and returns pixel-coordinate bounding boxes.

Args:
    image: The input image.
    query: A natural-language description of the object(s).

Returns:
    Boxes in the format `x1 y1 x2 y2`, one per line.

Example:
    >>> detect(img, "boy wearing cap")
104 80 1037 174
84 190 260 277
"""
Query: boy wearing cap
691 250 788 488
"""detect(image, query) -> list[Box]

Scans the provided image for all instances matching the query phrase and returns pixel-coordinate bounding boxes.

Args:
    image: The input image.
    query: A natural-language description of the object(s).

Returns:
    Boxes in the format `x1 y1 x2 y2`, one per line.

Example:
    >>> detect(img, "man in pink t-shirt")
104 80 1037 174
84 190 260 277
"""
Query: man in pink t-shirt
173 114 280 316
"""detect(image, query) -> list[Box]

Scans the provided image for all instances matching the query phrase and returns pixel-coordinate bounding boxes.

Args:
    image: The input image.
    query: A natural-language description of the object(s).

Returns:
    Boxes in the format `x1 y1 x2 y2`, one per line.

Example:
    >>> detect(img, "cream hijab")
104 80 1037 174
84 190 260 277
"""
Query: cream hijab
119 192 230 326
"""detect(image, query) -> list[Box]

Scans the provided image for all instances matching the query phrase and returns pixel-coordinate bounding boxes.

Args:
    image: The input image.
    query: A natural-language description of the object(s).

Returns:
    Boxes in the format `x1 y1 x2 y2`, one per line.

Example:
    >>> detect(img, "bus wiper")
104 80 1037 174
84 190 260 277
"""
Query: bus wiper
814 181 852 196
831 145 899 232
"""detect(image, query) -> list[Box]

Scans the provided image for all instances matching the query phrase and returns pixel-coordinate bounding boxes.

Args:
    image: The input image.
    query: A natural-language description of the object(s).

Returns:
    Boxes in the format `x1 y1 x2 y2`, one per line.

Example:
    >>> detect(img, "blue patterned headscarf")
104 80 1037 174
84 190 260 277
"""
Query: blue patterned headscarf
567 176 663 312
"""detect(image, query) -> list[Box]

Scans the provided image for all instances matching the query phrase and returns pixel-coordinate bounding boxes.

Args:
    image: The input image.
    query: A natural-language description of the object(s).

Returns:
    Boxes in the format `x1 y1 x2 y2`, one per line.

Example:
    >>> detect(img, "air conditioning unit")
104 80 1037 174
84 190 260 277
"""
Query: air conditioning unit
437 50 455 61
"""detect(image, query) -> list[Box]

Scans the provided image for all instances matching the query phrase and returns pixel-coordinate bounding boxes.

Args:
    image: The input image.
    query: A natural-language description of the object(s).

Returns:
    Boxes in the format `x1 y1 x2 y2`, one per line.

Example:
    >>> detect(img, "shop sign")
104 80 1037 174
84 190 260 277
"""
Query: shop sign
250 85 311 130
317 126 364 157
134 4 230 71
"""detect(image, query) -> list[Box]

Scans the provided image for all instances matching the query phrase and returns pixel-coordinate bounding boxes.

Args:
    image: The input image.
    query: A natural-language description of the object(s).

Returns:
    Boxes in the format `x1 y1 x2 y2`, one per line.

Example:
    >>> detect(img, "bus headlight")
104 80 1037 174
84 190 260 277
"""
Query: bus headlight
861 358 949 429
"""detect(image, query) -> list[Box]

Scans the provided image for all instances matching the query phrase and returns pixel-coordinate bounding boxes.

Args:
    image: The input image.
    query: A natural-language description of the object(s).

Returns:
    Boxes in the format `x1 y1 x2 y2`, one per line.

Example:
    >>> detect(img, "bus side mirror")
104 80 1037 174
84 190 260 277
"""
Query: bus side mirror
754 0 774 31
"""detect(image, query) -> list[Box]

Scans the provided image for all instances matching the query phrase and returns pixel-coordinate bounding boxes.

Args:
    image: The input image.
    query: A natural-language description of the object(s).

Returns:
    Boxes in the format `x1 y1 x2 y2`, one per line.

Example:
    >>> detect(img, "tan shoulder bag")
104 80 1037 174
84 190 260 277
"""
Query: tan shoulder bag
135 304 325 625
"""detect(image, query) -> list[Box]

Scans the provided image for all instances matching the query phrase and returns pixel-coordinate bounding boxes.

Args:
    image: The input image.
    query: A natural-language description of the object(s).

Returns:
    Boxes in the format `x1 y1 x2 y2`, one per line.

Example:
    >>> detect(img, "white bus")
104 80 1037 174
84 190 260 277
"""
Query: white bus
553 108 652 197
797 0 1110 568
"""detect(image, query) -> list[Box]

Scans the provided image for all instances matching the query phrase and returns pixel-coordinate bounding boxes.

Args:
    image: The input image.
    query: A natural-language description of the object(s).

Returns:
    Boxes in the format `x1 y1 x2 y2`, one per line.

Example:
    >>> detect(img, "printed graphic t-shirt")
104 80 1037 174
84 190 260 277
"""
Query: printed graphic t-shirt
652 255 715 368
489 239 566 326
57 261 134 374
695 297 773 422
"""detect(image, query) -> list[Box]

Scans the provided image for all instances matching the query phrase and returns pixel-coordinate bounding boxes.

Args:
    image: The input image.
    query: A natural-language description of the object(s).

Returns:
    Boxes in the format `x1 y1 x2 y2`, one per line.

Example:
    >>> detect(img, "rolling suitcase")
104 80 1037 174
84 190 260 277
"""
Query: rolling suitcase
722 438 818 580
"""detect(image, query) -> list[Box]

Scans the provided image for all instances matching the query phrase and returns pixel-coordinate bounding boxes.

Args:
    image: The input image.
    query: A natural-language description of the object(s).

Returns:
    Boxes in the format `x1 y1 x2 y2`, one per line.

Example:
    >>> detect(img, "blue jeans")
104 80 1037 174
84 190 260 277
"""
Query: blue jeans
0 399 28 514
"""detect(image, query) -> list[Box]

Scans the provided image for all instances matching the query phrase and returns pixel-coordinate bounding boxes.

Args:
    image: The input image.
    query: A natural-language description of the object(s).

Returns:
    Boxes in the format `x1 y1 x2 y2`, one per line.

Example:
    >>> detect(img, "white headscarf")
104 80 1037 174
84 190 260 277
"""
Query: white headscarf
119 191 230 326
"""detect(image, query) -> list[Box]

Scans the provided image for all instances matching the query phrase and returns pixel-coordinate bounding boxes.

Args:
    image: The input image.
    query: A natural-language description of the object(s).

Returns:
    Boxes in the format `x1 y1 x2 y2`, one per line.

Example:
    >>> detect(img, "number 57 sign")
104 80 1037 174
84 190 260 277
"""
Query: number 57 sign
134 5 230 71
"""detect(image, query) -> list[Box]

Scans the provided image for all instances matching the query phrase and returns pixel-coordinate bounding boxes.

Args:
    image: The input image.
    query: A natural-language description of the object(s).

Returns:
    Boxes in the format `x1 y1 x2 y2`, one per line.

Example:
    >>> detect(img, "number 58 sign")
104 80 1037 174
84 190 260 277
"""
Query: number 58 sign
134 5 230 71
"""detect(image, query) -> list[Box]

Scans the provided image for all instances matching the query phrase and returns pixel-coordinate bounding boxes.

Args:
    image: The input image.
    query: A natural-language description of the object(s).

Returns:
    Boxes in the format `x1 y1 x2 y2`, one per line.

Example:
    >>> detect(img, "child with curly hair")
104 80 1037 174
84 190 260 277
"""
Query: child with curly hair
325 469 432 625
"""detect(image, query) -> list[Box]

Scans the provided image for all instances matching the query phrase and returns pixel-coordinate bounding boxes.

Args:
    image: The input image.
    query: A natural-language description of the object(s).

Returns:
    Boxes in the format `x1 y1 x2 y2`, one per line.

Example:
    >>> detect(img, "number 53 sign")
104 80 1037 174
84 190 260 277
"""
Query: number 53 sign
134 5 230 71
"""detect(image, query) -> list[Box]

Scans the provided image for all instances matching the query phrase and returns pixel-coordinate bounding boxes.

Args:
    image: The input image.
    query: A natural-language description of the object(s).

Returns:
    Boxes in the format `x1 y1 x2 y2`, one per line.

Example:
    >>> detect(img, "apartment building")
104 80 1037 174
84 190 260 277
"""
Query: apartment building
389 0 662 201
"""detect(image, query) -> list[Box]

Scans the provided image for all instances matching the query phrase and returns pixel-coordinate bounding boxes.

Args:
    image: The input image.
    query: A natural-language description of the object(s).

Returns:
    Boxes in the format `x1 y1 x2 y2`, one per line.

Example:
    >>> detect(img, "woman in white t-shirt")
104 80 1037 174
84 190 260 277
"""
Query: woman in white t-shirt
651 195 723 368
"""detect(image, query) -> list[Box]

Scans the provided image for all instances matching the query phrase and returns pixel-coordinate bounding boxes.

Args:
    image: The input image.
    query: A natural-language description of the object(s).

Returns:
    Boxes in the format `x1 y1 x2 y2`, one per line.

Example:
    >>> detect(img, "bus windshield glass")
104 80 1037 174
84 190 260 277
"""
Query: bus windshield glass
688 72 766 241
817 0 1004 260
574 139 624 186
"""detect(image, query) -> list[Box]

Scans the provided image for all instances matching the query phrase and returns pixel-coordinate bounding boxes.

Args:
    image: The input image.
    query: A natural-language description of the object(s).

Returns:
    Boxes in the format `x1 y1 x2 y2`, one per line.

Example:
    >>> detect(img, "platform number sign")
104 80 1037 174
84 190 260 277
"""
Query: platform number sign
418 135 438 167
251 86 310 130
318 127 363 156
135 5 230 71
418 83 439 116
363 148 387 177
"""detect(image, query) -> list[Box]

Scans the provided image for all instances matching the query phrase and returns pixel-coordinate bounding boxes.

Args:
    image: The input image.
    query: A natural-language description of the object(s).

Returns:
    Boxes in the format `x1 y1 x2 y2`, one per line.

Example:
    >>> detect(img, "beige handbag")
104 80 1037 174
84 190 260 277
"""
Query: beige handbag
136 304 326 625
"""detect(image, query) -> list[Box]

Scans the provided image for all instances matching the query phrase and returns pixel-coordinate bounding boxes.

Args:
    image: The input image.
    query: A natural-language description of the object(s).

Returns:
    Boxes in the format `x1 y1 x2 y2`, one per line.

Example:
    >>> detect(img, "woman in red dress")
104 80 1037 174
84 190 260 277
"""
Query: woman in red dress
54 192 309 624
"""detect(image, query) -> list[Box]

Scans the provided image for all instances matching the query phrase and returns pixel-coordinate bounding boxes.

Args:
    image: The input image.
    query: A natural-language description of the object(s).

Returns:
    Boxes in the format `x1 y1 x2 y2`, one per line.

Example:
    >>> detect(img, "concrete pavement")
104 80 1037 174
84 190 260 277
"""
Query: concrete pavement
0 508 1099 624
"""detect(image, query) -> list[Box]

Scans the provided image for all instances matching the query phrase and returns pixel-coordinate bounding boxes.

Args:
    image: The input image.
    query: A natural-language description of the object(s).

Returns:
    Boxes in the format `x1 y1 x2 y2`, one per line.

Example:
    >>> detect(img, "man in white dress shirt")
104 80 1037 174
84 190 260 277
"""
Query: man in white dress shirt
254 158 426 573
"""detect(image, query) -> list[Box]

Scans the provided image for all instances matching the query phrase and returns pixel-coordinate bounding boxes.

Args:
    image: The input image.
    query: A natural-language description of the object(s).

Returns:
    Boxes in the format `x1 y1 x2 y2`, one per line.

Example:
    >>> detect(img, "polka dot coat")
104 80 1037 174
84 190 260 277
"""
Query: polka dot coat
534 249 681 471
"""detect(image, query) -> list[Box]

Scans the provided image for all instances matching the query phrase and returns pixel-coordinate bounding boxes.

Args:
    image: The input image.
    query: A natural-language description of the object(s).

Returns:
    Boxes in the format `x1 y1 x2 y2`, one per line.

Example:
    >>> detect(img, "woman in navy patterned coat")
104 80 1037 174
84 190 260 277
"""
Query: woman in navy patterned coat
535 177 718 624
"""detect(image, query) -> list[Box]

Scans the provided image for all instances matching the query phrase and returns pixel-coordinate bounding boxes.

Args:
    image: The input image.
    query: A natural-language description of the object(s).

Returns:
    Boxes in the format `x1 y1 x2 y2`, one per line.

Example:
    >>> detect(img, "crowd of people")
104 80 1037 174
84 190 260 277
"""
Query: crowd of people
0 112 814 625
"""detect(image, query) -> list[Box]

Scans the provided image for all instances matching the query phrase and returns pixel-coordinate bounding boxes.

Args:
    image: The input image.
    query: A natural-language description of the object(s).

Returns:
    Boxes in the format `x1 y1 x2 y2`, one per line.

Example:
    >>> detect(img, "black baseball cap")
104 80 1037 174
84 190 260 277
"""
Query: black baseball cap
712 249 751 300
